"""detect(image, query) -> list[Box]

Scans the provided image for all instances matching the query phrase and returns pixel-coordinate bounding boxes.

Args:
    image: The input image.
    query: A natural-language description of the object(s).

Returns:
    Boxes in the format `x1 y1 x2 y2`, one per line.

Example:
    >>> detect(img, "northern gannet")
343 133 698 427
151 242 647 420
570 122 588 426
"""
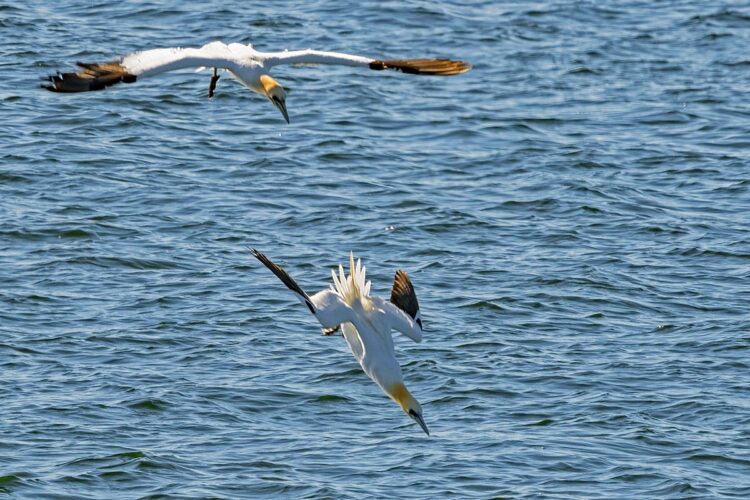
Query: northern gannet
250 249 429 435
44 41 472 123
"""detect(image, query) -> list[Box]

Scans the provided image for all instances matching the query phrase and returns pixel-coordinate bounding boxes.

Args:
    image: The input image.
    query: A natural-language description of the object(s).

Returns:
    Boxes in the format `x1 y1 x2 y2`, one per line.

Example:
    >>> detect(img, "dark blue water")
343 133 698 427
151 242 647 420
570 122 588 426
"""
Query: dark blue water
2 1 750 497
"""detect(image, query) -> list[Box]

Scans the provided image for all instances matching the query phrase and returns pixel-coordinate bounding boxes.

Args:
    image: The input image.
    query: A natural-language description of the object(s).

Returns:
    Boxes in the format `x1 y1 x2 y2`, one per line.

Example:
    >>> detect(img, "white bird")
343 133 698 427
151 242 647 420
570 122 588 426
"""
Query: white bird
250 248 429 435
44 40 472 123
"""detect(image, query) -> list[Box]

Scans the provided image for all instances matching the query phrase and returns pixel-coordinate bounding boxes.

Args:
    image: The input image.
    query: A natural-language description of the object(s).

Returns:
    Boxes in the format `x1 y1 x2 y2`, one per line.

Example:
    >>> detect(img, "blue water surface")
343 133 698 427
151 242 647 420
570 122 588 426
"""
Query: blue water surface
1 1 750 498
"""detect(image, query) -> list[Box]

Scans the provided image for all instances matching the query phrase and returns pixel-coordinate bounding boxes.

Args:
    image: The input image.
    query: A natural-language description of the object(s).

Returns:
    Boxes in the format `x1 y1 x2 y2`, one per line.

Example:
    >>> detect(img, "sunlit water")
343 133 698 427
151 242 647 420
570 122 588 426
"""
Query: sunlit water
2 1 749 497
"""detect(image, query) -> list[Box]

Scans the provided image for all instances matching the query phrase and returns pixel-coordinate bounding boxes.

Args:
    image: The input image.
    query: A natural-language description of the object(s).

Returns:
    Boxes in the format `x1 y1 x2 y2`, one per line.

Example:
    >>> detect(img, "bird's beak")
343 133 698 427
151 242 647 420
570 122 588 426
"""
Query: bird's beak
410 411 430 436
271 95 289 124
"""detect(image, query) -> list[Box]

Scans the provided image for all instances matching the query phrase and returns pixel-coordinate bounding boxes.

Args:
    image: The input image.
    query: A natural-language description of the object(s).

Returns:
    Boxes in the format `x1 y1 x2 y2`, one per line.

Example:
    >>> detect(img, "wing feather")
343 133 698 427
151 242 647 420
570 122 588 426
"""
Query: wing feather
369 58 471 75
390 270 420 320
44 61 136 93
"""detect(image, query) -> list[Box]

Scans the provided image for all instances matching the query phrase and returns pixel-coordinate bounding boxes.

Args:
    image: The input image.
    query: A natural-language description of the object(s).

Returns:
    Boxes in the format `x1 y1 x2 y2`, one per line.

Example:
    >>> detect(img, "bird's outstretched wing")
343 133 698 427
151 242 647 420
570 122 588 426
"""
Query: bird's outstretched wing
251 248 316 314
251 248 355 334
44 41 249 93
259 49 471 75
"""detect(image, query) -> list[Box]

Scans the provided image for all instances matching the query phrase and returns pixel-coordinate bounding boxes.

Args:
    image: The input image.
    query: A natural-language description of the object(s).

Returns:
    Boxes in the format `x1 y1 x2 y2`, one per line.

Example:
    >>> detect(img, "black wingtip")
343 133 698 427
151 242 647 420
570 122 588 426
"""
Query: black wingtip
249 247 316 315
43 61 136 93
369 58 472 76
249 247 271 267
390 269 421 321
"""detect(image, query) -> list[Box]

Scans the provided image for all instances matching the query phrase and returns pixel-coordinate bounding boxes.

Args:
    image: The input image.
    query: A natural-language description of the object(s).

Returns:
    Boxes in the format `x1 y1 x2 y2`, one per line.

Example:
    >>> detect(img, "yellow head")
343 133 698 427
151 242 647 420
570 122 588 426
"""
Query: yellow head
390 383 429 436
259 74 289 123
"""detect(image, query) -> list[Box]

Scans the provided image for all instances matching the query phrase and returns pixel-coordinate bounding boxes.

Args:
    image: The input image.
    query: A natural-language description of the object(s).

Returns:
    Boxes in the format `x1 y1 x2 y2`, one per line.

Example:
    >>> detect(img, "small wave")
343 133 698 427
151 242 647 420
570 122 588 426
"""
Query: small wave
314 394 354 403
459 300 504 311
63 451 146 468
127 399 168 411
52 256 187 270
527 418 554 426
686 453 750 466
0 475 20 485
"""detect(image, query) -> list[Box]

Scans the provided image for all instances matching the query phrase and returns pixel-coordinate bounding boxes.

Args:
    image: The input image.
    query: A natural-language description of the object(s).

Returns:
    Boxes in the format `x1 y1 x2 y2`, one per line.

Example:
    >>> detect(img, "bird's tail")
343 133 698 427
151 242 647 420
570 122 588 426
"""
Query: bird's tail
331 252 371 305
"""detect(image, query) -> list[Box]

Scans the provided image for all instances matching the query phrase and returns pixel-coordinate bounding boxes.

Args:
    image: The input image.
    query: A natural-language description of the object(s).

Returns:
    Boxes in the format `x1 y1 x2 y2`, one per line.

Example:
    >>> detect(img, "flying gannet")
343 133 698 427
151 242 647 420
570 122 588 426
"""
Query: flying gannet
44 41 472 123
250 249 429 435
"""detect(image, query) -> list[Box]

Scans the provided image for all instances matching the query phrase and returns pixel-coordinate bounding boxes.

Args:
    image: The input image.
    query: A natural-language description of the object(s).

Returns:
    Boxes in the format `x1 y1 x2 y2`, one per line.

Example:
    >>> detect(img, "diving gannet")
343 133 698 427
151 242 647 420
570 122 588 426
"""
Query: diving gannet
250 249 429 435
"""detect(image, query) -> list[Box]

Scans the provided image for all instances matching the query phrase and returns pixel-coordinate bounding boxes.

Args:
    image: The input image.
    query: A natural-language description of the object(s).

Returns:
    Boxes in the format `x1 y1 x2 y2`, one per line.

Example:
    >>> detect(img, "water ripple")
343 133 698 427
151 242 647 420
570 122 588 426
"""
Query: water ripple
2 0 750 498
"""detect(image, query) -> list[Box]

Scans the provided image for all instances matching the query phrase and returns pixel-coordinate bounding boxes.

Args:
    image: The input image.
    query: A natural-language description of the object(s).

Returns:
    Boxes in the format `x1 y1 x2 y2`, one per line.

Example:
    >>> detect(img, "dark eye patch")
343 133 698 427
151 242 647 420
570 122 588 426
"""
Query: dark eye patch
416 318 423 329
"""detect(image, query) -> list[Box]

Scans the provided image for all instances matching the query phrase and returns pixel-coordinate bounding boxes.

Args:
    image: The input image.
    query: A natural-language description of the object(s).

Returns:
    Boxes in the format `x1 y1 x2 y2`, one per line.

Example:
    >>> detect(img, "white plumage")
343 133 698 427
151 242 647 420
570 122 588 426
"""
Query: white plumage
119 42 378 76
251 249 429 435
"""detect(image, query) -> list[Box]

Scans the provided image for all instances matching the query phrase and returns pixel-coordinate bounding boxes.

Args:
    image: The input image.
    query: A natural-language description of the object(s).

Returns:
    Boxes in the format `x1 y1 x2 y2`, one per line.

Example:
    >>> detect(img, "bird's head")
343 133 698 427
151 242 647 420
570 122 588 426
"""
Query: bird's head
260 74 289 123
390 383 429 436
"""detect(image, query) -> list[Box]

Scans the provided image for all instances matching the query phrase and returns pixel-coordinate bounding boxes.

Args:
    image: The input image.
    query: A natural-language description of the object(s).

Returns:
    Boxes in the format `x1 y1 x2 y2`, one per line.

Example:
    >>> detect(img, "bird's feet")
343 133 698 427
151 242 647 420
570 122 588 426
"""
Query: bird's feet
322 326 341 336
208 68 220 98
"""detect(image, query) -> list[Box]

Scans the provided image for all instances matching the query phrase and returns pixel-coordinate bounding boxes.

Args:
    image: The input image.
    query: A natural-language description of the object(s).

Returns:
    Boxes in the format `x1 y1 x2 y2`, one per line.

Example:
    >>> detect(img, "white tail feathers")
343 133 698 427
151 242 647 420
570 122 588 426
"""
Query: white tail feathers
330 252 371 304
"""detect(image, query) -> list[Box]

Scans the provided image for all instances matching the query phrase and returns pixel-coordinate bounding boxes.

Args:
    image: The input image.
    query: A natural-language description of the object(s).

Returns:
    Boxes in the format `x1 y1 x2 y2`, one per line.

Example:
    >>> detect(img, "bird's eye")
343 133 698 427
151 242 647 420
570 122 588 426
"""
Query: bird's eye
409 409 418 417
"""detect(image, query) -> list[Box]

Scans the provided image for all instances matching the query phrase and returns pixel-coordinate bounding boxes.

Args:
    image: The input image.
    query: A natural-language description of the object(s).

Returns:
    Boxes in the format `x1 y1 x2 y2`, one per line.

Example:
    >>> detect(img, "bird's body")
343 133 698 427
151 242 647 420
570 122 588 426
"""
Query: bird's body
251 249 429 435
120 42 271 95
44 41 471 123
340 296 405 393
